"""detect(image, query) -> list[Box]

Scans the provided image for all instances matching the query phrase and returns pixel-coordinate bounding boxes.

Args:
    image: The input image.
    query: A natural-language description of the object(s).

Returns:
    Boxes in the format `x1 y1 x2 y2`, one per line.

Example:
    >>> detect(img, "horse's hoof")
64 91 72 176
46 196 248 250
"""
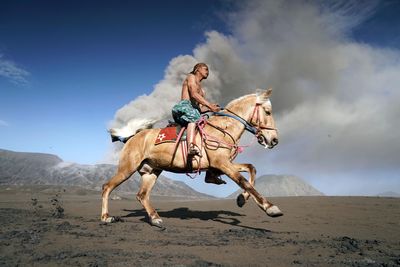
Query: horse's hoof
236 194 246 208
103 216 116 223
266 205 283 217
150 218 165 229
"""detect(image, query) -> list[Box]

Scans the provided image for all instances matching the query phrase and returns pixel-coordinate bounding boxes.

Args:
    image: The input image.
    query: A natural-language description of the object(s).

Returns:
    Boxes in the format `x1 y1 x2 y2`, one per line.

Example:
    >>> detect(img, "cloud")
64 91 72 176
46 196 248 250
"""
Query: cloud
107 0 400 195
221 0 400 194
0 54 30 86
109 55 198 129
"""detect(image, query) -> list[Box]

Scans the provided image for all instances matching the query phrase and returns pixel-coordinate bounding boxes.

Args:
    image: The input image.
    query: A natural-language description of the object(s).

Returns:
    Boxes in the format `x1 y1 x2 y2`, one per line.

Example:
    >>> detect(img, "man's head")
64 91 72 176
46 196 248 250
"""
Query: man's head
190 63 209 78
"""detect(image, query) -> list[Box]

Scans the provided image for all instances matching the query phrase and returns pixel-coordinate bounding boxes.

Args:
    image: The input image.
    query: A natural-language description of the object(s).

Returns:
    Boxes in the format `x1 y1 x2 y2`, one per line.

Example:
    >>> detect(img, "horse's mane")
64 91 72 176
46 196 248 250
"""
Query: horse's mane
224 94 256 110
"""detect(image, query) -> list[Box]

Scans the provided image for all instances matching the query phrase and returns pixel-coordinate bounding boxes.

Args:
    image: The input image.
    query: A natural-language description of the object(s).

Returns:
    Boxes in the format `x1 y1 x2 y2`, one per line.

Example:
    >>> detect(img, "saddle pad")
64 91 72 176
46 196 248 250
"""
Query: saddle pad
155 127 179 145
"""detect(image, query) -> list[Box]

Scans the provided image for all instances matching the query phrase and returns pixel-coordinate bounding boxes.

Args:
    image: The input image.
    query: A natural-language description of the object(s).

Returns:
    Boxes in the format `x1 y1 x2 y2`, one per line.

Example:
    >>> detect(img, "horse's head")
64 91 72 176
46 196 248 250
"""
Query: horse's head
250 88 278 149
218 88 279 149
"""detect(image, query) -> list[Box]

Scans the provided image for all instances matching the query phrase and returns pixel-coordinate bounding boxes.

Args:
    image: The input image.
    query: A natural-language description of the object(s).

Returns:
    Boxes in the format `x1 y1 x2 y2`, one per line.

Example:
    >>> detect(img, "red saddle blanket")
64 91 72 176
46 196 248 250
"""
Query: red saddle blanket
155 127 181 145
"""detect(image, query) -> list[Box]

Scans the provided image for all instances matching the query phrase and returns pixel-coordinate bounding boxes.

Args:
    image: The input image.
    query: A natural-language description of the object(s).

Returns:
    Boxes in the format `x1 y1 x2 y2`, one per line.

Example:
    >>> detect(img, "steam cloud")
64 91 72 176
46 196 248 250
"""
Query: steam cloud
107 0 400 195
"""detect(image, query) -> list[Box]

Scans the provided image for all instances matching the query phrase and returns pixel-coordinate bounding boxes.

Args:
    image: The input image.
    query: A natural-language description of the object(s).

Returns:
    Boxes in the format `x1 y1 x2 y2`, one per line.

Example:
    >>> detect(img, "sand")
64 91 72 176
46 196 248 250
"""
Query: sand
0 185 399 266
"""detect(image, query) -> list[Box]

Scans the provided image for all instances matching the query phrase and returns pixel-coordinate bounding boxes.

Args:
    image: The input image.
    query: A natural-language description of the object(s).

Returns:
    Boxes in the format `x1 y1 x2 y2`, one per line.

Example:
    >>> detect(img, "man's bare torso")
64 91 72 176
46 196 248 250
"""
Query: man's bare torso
181 74 205 103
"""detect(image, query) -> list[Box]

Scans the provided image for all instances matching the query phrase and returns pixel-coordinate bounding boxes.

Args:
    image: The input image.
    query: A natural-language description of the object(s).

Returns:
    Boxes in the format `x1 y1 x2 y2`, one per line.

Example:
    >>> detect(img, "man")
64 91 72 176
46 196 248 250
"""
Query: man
172 63 226 185
172 63 221 156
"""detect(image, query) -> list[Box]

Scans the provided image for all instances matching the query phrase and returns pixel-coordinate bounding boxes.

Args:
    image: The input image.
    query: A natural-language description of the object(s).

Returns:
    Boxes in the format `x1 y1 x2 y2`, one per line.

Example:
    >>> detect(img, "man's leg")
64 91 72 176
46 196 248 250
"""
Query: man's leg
205 169 226 185
187 122 201 156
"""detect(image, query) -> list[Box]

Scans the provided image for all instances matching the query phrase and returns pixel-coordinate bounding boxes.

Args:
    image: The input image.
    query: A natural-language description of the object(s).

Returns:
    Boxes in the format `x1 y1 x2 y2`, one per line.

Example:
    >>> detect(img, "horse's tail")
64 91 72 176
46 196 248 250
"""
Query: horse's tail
109 118 156 143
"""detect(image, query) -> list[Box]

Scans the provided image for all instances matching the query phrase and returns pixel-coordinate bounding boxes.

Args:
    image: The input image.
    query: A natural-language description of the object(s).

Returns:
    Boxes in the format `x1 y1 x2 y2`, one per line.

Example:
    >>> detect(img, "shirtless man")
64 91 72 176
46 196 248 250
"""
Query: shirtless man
172 63 221 155
172 63 227 185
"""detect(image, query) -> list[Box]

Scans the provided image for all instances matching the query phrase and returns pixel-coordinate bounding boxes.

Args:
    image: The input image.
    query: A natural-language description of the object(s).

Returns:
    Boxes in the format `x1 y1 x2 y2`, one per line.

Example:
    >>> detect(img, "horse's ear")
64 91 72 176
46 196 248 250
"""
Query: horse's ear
265 88 272 98
256 88 272 103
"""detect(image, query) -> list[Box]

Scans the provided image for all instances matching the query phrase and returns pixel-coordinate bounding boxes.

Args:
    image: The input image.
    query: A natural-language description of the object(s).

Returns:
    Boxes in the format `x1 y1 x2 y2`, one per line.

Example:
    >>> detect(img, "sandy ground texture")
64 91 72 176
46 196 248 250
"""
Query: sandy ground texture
0 185 399 267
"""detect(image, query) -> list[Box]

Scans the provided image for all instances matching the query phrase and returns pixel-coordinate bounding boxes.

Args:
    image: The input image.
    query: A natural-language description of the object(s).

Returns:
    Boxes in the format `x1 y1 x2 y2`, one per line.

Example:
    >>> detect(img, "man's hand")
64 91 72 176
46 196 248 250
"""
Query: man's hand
209 103 221 112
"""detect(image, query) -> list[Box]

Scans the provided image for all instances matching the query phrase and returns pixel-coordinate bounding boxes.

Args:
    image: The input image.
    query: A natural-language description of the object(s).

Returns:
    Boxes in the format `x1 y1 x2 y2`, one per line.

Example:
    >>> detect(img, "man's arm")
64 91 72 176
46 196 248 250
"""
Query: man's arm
187 75 220 112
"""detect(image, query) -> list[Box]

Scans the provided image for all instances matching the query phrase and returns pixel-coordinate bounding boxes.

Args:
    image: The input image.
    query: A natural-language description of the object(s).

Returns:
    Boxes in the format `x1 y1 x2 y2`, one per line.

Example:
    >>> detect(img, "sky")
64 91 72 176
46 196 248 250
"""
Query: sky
1 0 399 197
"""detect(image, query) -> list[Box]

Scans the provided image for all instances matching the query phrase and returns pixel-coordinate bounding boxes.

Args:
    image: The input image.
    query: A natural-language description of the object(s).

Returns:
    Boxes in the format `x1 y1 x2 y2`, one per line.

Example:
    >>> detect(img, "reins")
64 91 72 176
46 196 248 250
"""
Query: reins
197 115 240 156
197 103 276 157
185 102 276 178
215 104 276 135
213 109 259 135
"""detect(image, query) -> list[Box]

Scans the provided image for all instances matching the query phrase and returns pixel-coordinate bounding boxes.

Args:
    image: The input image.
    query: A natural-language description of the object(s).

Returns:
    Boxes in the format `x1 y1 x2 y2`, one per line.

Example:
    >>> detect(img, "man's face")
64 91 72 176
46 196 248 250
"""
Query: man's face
198 66 209 78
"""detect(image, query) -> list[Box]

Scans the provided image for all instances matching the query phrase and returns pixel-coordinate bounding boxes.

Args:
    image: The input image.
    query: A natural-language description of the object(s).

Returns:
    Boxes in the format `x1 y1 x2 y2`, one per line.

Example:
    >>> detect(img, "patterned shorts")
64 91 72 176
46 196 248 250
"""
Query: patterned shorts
172 100 201 125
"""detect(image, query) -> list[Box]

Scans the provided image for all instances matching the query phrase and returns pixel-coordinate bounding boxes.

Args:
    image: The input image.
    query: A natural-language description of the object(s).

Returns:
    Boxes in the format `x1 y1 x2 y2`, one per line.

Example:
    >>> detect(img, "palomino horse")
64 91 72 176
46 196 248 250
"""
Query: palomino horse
101 88 283 226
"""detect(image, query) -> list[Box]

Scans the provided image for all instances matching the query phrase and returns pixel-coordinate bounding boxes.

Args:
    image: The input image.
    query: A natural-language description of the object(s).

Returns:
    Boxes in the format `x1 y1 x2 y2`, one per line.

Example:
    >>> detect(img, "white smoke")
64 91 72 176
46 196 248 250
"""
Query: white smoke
110 55 195 130
106 0 400 195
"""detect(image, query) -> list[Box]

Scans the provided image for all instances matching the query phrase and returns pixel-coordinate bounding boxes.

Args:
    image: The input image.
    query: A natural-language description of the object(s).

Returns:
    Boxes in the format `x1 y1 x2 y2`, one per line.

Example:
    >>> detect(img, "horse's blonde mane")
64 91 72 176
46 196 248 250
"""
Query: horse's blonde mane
225 94 256 110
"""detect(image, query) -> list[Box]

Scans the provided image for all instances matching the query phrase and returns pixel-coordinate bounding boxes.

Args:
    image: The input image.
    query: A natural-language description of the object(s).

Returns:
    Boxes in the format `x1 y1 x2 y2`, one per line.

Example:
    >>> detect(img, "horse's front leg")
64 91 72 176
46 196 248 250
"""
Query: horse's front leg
218 162 283 217
233 163 256 208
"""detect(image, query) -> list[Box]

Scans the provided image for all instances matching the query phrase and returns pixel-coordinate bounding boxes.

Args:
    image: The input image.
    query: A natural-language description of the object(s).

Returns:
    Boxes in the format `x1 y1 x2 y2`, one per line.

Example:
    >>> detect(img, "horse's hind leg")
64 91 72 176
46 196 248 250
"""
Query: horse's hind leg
233 163 256 208
218 162 283 217
136 166 163 227
101 158 138 222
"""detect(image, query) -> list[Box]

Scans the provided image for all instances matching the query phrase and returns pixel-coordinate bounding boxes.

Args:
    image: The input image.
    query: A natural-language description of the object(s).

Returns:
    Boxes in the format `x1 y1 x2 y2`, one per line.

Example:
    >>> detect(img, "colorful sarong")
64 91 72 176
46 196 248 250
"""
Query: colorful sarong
172 100 201 126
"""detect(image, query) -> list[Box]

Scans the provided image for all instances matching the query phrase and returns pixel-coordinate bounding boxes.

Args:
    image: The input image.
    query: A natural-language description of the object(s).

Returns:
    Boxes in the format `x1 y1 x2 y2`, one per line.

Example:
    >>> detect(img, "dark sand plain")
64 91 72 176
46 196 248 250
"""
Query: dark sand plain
0 185 399 267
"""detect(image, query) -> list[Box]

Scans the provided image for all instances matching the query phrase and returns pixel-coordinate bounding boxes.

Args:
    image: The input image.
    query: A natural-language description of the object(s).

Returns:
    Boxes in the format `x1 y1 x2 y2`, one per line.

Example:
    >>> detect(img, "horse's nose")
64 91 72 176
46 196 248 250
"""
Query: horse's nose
271 138 279 146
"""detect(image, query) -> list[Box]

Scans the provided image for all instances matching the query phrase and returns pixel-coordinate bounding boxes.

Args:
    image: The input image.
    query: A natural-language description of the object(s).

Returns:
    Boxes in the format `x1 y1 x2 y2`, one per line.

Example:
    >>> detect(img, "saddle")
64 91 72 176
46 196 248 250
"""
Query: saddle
155 111 214 145
154 121 203 173
154 122 186 145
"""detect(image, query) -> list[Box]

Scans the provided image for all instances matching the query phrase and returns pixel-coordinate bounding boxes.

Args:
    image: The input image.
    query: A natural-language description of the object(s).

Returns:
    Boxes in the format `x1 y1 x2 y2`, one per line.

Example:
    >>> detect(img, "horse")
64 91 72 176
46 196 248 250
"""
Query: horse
101 88 283 227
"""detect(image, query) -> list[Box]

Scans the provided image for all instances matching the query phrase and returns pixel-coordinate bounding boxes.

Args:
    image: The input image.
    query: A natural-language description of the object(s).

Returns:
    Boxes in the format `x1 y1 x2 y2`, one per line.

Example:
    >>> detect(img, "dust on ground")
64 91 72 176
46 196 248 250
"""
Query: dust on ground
0 185 399 266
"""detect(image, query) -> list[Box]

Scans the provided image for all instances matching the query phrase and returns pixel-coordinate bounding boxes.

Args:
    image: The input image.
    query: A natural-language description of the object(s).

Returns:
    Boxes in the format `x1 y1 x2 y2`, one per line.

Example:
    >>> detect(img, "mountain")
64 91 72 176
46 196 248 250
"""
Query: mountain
0 149 213 199
227 175 323 198
376 191 400 198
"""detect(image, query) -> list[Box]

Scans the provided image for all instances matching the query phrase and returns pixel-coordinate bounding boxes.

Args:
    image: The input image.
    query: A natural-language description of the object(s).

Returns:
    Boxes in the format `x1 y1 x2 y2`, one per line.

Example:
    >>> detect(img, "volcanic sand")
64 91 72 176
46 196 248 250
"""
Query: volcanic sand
0 185 399 266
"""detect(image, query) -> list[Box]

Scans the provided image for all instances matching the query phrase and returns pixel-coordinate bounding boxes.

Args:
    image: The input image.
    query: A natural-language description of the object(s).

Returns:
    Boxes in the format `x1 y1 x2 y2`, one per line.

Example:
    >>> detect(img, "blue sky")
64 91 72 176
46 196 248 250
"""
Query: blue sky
0 0 227 162
1 1 400 197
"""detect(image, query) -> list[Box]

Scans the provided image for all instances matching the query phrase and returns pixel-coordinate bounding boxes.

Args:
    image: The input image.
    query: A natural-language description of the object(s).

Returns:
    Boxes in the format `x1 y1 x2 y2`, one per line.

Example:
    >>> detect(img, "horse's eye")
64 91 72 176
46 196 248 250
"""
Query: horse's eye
265 110 271 116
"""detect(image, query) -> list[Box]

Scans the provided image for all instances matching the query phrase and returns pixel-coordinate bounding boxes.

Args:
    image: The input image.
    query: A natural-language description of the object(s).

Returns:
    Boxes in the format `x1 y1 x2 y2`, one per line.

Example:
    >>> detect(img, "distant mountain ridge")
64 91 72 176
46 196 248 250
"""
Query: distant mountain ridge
0 149 213 199
228 175 323 198
376 191 400 198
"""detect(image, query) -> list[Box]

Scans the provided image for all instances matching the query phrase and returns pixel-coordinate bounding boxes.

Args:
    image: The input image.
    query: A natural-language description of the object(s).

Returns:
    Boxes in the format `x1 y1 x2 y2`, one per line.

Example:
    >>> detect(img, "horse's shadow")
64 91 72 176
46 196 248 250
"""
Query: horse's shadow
122 207 271 232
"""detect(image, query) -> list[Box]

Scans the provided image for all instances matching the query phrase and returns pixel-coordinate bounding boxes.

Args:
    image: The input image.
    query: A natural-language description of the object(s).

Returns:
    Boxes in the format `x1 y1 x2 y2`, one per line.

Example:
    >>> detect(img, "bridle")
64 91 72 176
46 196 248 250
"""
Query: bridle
249 103 277 131
213 102 277 138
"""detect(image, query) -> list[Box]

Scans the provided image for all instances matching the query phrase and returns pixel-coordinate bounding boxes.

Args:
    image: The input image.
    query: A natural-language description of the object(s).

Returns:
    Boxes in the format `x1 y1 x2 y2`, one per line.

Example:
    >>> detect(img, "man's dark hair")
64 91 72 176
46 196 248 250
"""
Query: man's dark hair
190 63 208 74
